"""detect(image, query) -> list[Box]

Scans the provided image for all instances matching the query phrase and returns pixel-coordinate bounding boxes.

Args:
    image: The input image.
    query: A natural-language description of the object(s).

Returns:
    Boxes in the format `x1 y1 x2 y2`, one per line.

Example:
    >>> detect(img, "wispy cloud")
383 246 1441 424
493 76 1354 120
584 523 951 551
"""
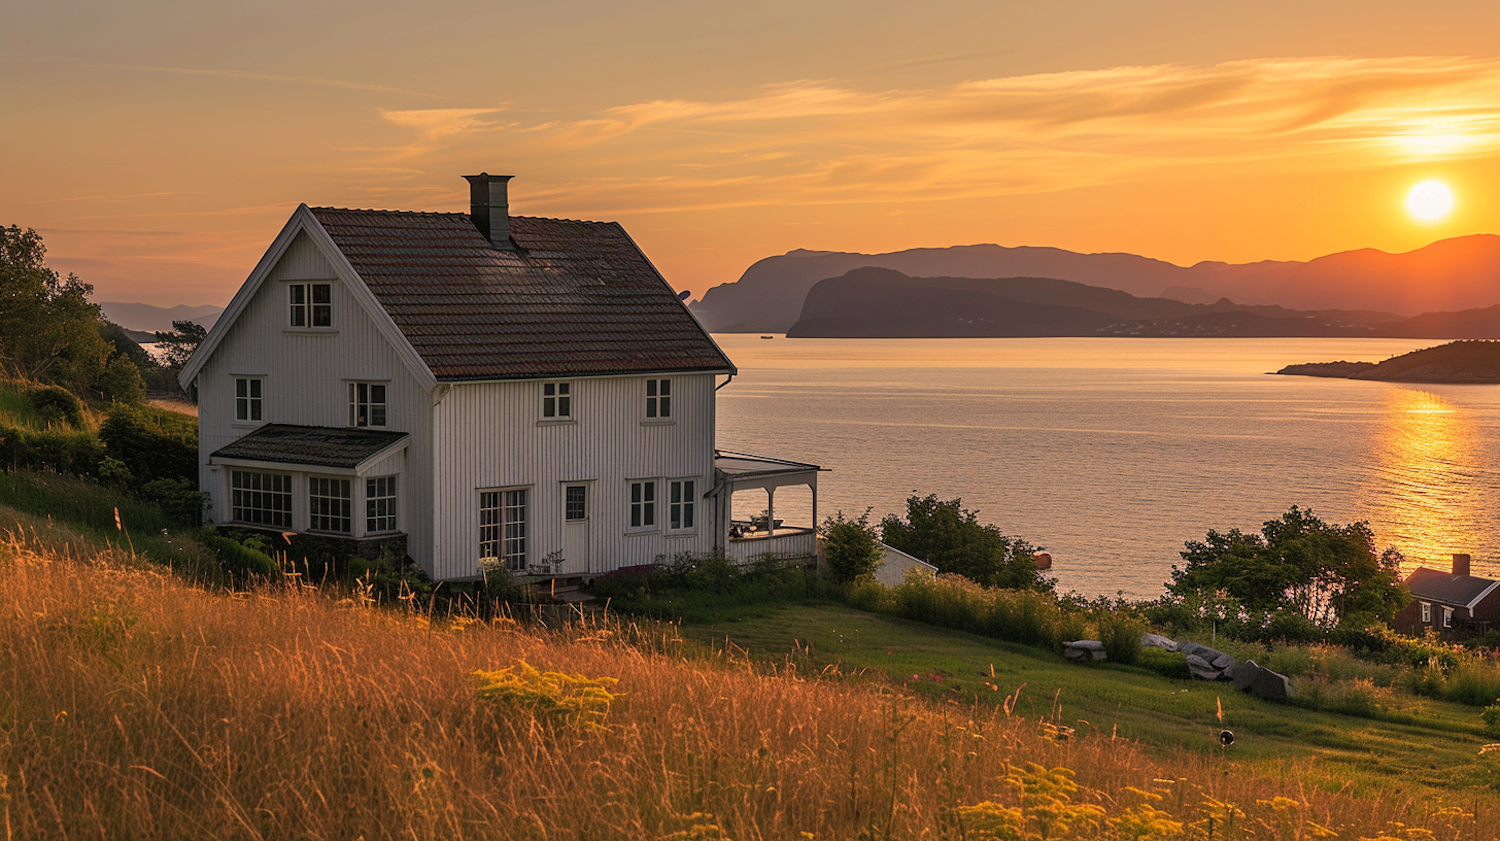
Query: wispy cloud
372 55 1500 215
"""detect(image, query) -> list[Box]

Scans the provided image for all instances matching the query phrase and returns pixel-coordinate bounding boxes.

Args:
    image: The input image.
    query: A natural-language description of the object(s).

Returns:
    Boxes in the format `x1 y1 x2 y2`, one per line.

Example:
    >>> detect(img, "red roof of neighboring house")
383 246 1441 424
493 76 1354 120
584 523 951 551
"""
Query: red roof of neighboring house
307 208 734 382
1406 566 1500 609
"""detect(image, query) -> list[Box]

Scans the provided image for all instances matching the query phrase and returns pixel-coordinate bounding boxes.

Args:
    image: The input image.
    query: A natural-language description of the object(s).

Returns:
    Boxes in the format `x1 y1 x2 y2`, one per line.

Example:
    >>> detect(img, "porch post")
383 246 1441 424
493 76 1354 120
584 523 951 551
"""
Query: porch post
766 487 776 536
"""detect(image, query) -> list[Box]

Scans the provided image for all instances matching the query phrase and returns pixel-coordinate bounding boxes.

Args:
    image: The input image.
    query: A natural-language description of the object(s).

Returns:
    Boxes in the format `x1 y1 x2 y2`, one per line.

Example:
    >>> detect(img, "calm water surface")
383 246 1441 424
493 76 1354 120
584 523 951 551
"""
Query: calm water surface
712 336 1500 598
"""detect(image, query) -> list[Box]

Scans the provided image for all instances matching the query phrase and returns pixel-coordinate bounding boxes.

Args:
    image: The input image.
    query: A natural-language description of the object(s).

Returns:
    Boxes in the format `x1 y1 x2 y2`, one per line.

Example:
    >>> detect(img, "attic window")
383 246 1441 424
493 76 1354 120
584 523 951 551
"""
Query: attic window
290 282 332 328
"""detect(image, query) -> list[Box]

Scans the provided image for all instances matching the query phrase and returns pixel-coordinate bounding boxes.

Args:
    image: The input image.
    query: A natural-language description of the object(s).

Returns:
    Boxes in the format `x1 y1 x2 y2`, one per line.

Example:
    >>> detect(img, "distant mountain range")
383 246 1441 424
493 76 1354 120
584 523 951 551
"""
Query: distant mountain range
690 234 1500 334
99 302 224 335
783 268 1500 340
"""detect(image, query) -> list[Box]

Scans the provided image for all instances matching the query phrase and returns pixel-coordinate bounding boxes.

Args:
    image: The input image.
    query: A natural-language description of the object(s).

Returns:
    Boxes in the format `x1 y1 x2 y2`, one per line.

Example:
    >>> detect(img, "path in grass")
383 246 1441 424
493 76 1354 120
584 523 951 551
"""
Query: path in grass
686 603 1500 801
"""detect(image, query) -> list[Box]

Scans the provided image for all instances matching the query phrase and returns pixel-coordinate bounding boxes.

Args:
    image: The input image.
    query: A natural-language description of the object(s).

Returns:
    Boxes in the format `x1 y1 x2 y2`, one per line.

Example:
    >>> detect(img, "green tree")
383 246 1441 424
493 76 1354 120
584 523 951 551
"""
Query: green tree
98 355 146 404
880 494 1051 591
820 508 883 582
1168 506 1409 629
0 225 111 389
154 319 207 395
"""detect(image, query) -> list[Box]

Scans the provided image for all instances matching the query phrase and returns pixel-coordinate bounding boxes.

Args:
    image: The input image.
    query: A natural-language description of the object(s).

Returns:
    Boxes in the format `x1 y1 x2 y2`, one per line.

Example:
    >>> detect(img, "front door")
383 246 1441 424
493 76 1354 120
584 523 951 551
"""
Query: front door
562 484 590 574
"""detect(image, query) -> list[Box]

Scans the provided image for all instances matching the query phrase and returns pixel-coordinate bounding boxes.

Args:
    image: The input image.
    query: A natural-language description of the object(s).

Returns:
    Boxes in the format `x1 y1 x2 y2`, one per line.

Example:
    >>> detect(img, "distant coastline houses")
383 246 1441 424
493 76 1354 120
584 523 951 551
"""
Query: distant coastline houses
1392 553 1500 637
180 173 820 581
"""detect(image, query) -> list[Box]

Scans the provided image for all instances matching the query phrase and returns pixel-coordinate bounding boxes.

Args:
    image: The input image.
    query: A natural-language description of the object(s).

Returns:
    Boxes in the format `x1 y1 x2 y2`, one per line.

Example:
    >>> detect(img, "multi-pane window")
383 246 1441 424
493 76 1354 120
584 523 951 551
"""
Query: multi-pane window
235 377 263 422
480 489 527 571
543 382 571 419
629 481 656 529
564 485 587 521
669 479 696 531
289 282 332 328
645 378 671 418
1421 602 1432 623
1443 606 1454 629
309 477 351 534
367 476 397 533
231 471 291 528
348 382 387 427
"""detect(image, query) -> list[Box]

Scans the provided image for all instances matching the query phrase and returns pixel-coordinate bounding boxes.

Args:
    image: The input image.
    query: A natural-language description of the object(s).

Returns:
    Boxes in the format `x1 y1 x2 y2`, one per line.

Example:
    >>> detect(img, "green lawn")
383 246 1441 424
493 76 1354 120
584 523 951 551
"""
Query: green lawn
683 603 1499 800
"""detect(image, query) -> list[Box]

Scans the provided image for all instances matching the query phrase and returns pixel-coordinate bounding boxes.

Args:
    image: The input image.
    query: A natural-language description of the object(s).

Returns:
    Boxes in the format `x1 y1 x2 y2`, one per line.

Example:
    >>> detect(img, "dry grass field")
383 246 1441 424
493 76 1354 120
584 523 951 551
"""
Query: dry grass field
0 533 1488 840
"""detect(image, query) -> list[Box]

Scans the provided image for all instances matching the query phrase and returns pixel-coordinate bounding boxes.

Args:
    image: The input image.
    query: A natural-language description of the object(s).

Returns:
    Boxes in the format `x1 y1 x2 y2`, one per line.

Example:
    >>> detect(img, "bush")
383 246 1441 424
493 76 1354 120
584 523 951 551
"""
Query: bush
141 477 204 527
1482 702 1500 737
820 508 882 582
99 403 197 482
28 384 85 428
199 532 277 581
1094 610 1145 666
0 426 104 475
98 356 145 404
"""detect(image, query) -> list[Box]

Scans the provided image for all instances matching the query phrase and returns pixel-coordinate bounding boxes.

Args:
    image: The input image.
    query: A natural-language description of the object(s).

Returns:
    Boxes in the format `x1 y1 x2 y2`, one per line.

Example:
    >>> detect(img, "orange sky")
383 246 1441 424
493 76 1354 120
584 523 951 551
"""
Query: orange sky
3 1 1499 306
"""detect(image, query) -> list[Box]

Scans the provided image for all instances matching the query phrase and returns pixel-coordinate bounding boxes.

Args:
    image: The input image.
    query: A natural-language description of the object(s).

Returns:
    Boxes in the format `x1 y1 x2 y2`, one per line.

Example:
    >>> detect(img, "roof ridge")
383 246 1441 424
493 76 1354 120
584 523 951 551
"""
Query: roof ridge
309 206 612 226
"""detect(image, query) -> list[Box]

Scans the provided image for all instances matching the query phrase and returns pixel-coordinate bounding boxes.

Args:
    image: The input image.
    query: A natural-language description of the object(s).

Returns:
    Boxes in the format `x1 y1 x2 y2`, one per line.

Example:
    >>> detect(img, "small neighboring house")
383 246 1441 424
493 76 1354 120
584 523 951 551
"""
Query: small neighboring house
1392 554 1500 636
181 173 819 581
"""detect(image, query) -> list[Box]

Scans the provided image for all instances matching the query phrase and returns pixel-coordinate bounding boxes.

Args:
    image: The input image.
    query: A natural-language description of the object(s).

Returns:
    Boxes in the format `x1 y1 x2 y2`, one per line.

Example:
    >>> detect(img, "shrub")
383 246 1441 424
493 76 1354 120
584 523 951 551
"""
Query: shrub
821 508 883 582
1094 610 1145 666
1483 703 1500 737
28 383 85 427
199 532 277 581
98 356 145 404
140 477 204 527
0 426 104 475
99 403 197 482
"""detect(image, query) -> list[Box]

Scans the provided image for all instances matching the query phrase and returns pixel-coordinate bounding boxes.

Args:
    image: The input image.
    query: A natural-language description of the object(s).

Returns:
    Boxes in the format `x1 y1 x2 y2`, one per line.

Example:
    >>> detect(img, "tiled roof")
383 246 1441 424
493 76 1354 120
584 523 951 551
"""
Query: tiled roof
307 208 734 381
1406 566 1499 607
211 424 408 469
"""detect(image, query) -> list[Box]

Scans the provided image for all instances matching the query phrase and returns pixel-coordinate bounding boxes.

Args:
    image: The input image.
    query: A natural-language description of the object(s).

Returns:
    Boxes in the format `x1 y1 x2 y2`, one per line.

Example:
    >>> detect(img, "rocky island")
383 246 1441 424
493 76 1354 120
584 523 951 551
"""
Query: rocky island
1276 340 1500 383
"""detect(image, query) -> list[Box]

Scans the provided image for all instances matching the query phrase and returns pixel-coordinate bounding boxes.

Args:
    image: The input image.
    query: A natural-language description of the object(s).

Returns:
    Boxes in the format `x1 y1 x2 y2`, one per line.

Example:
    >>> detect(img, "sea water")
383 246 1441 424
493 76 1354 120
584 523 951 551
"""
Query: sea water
713 335 1500 598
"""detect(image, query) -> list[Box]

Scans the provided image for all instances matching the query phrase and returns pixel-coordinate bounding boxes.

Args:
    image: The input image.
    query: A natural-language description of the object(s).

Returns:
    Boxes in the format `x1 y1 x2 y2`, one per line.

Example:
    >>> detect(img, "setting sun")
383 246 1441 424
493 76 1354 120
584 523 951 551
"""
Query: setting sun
1406 179 1455 222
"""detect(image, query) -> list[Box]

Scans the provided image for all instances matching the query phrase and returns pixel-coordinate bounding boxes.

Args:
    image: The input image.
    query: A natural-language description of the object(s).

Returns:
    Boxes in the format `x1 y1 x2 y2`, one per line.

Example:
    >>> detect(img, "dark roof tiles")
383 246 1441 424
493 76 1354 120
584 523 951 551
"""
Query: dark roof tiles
211 424 409 469
1406 566 1499 607
308 208 733 381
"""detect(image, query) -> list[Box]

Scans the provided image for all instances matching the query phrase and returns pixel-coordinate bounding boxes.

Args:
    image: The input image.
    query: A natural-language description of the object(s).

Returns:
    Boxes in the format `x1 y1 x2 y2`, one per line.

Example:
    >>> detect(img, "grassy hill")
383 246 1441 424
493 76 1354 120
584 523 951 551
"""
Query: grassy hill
4 531 1495 839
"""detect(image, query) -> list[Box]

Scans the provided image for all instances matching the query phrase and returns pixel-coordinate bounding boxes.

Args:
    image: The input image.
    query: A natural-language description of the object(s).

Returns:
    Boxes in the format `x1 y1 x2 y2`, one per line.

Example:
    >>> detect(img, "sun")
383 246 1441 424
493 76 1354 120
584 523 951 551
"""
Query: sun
1406 180 1454 222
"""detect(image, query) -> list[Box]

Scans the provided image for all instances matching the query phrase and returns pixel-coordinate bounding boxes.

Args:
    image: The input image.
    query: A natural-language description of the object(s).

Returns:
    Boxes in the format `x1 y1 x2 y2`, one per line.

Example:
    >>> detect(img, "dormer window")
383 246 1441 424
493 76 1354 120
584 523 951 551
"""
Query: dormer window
290 282 332 328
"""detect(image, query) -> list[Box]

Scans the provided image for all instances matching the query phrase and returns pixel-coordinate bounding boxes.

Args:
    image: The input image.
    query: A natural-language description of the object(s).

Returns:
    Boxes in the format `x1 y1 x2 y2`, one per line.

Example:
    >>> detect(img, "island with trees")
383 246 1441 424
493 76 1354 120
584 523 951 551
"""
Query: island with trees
1276 339 1500 383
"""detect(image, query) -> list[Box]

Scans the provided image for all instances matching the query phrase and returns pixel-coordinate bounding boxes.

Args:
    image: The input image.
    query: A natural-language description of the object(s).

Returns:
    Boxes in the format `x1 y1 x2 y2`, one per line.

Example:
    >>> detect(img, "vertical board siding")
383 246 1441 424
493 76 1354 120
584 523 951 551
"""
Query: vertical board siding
431 373 719 579
195 231 436 570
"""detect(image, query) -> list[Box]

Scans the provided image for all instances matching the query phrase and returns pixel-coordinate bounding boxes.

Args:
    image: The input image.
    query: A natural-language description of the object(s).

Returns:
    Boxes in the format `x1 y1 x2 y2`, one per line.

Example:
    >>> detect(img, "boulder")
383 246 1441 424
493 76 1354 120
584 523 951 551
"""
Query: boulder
1211 652 1236 671
1063 640 1107 661
1249 667 1295 702
1231 659 1261 691
1186 654 1223 681
1140 633 1177 651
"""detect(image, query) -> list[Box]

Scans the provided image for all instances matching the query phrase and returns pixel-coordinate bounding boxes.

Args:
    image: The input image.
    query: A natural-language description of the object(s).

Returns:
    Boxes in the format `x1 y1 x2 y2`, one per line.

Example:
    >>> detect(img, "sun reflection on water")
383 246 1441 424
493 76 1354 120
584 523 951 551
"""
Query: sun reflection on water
1362 389 1483 574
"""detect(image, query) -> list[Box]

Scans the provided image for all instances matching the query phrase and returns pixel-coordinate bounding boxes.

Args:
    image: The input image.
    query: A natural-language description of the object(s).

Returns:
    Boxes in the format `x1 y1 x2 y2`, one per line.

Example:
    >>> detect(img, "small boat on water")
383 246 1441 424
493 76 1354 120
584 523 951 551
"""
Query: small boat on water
760 335 775 339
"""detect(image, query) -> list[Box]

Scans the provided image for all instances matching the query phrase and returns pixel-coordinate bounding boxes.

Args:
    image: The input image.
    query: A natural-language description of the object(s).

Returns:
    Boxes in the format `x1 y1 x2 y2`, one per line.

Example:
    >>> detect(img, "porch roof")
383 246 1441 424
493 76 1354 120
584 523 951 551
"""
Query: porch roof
714 450 822 481
211 424 409 470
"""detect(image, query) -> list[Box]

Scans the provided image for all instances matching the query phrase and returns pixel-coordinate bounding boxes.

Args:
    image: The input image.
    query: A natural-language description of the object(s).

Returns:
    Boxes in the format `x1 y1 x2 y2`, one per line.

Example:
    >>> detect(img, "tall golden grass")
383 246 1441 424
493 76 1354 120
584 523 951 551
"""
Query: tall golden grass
0 534 1486 840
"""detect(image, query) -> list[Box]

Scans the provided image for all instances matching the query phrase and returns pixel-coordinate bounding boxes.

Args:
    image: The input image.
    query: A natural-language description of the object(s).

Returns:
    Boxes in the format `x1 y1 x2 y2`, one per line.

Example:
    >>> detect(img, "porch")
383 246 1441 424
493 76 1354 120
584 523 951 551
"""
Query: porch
709 450 823 564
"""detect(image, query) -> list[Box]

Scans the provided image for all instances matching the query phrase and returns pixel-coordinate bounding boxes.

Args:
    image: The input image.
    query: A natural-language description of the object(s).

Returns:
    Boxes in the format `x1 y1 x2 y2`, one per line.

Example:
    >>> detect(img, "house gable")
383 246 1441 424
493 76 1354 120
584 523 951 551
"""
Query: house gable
180 204 436 392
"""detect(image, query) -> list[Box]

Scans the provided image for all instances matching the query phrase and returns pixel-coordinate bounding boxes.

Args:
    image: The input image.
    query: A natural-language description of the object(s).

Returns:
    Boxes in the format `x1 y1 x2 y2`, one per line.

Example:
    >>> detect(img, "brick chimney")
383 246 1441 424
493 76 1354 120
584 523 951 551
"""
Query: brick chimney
464 173 514 248
1453 553 1472 577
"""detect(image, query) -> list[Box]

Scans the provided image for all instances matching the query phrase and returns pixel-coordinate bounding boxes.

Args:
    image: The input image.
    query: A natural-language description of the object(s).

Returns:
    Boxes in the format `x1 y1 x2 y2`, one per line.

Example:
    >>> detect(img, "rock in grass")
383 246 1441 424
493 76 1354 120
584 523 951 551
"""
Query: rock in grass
1249 667 1295 701
1186 654 1224 681
1064 640 1107 661
1232 659 1261 691
1141 633 1177 651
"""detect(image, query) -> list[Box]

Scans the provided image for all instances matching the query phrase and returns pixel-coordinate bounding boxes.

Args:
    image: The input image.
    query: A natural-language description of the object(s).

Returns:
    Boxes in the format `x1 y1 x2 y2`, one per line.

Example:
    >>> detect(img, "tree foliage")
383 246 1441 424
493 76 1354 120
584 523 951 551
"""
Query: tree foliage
880 494 1051 591
1168 506 1409 629
819 508 883 582
0 225 113 390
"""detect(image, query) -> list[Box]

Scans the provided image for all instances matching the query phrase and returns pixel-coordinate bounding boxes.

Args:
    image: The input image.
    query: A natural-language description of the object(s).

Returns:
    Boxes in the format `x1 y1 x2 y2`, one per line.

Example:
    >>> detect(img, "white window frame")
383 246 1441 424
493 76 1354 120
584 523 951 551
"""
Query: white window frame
542 381 572 420
564 484 588 522
347 381 388 428
628 480 657 531
668 478 697 533
234 376 263 423
480 488 528 571
366 475 398 534
230 470 292 528
645 378 672 419
1443 606 1453 629
308 476 352 535
1420 602 1432 624
289 281 333 329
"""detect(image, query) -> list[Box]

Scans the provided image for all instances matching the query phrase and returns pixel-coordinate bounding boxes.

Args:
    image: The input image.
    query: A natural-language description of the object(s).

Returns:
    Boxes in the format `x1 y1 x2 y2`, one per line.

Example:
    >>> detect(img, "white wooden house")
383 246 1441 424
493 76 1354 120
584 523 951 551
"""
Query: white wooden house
181 173 820 580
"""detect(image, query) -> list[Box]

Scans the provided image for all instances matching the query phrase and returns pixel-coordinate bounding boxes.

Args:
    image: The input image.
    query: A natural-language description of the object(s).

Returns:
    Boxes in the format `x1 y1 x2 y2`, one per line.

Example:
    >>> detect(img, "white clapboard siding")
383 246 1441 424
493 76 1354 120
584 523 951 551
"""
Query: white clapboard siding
195 231 436 566
430 372 719 579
